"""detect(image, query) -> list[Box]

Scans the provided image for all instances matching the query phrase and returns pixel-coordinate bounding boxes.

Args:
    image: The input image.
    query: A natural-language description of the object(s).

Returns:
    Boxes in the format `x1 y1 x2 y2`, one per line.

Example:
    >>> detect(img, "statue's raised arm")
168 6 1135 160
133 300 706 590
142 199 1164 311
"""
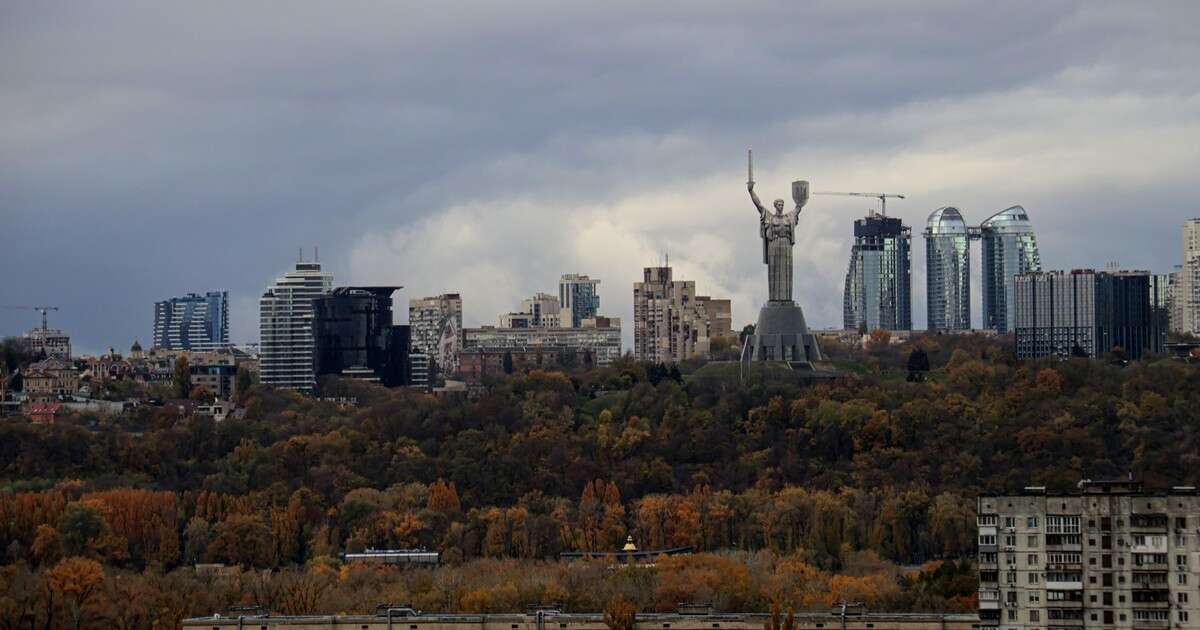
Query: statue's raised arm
748 149 765 216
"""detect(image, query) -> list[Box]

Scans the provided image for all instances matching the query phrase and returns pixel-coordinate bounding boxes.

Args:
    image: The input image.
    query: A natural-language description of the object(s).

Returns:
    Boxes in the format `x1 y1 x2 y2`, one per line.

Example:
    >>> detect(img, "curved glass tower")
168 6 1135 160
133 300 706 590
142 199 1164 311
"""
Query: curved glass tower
980 206 1041 333
924 207 971 331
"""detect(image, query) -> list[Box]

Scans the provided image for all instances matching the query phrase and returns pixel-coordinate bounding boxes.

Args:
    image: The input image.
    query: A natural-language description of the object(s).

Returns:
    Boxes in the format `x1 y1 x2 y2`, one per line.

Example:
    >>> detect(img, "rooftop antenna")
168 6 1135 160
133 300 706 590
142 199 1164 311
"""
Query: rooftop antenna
315 246 319 263
298 247 304 262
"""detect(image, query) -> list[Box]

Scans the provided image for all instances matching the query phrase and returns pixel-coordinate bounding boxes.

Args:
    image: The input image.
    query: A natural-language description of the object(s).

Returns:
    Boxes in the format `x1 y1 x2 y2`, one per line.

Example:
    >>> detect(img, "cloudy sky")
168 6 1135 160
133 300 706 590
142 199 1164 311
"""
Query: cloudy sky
3 2 1199 354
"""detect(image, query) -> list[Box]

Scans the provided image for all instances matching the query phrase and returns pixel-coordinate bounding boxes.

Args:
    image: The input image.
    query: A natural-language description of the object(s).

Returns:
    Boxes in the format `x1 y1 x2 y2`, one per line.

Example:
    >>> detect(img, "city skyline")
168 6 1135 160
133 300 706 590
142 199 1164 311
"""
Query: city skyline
3 3 1200 354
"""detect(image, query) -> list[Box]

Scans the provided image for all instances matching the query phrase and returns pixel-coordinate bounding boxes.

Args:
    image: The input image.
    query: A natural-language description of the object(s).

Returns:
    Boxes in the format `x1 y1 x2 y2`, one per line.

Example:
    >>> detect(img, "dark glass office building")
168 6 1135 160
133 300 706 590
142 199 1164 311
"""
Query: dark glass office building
312 287 410 387
1014 270 1164 360
843 214 912 331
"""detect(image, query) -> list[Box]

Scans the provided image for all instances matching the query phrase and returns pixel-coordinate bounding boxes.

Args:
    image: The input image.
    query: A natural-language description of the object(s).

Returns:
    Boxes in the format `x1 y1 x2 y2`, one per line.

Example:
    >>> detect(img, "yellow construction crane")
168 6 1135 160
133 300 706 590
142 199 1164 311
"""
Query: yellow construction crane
813 191 905 216
2 305 60 330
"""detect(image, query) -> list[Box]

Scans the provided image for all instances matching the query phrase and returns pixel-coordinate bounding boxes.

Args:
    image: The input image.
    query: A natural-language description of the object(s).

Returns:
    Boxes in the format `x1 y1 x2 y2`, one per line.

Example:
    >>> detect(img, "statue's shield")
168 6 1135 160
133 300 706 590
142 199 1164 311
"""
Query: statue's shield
792 180 809 207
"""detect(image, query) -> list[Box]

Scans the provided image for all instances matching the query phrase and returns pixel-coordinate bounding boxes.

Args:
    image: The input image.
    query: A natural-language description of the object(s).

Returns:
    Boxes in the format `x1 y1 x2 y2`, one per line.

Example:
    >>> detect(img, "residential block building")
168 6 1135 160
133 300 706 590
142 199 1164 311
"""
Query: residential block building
1014 270 1165 360
1174 219 1200 335
978 480 1200 630
460 316 621 378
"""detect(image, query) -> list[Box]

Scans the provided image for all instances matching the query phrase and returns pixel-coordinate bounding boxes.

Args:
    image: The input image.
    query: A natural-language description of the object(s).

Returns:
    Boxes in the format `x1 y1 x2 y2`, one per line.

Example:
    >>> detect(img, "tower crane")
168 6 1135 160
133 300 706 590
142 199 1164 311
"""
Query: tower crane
813 192 906 217
2 305 60 330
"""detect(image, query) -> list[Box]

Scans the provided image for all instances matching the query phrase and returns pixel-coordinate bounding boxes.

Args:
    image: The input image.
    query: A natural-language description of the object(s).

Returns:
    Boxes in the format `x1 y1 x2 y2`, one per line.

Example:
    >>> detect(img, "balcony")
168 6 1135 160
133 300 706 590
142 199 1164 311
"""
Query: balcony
1046 581 1084 590
1132 621 1169 630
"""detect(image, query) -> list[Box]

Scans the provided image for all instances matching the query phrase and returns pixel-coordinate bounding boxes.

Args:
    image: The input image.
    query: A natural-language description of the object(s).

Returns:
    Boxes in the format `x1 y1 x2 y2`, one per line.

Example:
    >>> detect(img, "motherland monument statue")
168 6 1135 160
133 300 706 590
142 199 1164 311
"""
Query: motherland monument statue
741 149 823 367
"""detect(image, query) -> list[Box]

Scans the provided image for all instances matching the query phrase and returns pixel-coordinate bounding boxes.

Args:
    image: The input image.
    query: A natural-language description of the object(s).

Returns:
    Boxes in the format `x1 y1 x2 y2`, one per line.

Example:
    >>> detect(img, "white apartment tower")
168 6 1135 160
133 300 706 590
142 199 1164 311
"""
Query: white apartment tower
259 260 333 391
1176 219 1200 335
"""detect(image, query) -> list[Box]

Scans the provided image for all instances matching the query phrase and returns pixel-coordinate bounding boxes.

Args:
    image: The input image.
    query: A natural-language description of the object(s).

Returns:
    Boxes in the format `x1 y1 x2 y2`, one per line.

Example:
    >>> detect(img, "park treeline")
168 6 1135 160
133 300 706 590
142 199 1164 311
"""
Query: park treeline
0 334 1197 622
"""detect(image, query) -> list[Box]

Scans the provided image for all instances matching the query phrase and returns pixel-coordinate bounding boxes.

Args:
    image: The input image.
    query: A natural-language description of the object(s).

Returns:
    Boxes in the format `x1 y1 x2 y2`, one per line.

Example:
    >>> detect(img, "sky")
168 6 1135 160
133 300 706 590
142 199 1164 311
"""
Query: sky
2 2 1199 355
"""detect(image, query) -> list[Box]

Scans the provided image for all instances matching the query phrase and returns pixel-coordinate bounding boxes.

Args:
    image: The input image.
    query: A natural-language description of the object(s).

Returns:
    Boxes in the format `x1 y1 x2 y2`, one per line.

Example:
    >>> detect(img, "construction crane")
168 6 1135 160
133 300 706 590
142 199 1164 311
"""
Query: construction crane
813 191 905 216
2 305 60 330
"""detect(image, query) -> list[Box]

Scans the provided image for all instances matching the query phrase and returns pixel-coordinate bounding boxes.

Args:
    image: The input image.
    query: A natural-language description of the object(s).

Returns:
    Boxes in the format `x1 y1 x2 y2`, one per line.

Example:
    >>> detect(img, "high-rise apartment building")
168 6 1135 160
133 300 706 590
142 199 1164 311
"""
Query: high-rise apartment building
925 207 972 331
977 480 1200 630
844 214 912 331
259 260 333 391
1014 270 1164 360
1175 219 1200 335
633 266 729 363
408 293 463 376
981 206 1042 333
153 291 229 351
500 293 561 328
559 274 600 328
313 287 410 388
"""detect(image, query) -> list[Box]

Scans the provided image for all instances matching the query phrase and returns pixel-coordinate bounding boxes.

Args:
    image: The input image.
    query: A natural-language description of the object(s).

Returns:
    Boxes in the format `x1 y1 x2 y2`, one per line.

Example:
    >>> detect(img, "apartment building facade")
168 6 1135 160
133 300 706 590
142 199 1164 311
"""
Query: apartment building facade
978 480 1200 630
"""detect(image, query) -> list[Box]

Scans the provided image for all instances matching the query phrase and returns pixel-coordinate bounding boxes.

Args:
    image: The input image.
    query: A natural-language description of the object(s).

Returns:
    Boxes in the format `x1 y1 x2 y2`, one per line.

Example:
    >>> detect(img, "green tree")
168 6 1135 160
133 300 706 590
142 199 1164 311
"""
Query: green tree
172 356 191 399
502 351 514 375
57 503 104 557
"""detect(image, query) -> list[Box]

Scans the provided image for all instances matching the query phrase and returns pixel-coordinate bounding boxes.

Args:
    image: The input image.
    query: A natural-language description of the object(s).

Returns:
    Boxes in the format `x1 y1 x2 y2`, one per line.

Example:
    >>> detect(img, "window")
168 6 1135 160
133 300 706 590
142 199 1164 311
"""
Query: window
1179 573 1188 586
1004 534 1017 547
1007 571 1017 584
1103 573 1113 587
1028 553 1039 566
1177 554 1188 568
1007 591 1018 604
1029 611 1040 623
1177 534 1188 546
1004 517 1016 528
1180 612 1190 623
1028 535 1039 547
1029 592 1041 603
1029 572 1040 584
1101 517 1111 530
1103 592 1113 606
1046 515 1080 533
1007 610 1016 621
1007 553 1017 566
979 534 996 546
1027 516 1039 528
1179 593 1189 604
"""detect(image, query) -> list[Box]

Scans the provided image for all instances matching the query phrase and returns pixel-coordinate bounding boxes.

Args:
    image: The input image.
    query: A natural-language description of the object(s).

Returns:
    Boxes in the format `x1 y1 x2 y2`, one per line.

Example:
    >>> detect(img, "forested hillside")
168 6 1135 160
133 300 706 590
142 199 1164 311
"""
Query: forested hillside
1 334 1197 621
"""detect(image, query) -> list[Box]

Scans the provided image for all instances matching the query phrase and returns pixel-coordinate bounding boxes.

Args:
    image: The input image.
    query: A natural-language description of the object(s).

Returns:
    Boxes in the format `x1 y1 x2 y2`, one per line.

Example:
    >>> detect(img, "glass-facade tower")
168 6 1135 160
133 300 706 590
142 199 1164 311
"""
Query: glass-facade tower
980 206 1041 333
843 214 912 331
153 291 229 351
924 207 971 331
559 274 600 328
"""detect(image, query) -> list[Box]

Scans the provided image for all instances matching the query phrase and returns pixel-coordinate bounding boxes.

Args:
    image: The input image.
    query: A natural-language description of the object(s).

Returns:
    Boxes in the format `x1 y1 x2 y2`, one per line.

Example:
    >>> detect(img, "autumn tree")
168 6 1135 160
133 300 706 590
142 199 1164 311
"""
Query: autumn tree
603 595 637 630
47 557 105 630
57 502 104 557
427 479 462 517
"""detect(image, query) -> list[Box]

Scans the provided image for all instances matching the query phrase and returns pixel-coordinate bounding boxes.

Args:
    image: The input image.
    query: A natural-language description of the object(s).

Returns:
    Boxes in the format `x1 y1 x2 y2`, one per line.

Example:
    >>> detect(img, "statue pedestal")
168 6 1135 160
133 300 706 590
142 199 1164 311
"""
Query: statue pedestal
742 300 823 369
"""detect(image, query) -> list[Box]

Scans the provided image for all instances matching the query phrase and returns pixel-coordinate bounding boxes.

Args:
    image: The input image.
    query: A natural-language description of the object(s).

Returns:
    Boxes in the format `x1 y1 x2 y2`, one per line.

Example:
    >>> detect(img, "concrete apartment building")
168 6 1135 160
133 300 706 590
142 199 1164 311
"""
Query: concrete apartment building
408 293 463 376
978 479 1200 630
633 266 732 363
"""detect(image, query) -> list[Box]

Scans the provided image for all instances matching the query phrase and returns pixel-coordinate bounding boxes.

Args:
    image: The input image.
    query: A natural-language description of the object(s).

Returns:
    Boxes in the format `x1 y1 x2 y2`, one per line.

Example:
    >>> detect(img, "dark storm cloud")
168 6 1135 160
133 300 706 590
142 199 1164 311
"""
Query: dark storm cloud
2 2 1198 351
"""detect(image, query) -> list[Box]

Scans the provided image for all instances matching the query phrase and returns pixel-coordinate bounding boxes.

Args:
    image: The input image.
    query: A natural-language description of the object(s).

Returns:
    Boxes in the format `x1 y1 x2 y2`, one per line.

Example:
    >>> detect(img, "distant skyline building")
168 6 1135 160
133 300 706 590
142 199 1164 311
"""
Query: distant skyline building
559 274 600 328
980 206 1042 333
1175 218 1200 335
843 213 912 331
460 316 622 379
24 325 71 360
500 292 561 328
259 259 333 391
1014 269 1163 360
408 293 463 376
153 291 229 351
633 266 730 363
313 287 410 388
924 207 971 331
